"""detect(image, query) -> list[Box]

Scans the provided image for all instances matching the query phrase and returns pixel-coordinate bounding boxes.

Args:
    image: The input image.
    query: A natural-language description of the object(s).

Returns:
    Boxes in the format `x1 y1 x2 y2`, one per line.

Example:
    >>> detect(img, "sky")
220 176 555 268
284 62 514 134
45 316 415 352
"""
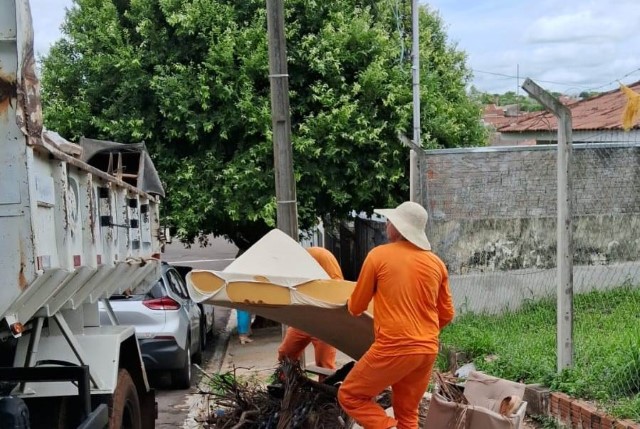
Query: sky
30 0 640 96
30 0 70 56
427 0 640 95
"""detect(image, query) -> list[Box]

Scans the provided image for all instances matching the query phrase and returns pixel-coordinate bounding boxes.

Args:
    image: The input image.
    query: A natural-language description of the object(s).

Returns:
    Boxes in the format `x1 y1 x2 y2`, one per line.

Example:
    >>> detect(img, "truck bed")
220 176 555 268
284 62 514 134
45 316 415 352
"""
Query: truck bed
1 127 164 333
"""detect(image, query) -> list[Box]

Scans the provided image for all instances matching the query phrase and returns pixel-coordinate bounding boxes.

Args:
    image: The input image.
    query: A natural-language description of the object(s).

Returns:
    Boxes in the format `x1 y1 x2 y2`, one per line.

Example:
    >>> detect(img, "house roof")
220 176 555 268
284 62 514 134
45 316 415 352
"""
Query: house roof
482 104 526 129
498 80 640 133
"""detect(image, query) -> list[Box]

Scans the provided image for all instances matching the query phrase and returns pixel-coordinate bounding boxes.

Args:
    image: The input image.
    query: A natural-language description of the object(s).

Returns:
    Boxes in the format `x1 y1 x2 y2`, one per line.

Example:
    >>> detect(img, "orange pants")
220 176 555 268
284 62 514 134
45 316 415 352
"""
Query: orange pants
277 327 336 380
338 349 437 429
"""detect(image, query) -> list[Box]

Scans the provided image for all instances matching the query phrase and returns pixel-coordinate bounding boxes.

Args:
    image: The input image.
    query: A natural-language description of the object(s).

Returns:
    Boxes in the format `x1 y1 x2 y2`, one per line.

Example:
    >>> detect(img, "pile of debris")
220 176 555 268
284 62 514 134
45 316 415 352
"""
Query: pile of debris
196 359 354 428
196 360 400 428
195 359 527 429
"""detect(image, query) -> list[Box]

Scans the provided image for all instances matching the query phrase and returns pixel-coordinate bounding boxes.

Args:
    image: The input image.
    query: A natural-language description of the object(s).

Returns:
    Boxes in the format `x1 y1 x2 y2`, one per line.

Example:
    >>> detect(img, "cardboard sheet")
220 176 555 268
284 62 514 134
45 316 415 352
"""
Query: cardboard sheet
186 229 374 360
425 371 528 429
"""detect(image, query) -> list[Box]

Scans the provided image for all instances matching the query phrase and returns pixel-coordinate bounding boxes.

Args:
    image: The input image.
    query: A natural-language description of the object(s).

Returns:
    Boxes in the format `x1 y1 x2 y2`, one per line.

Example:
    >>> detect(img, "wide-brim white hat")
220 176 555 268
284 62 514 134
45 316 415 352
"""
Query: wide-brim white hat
375 201 431 250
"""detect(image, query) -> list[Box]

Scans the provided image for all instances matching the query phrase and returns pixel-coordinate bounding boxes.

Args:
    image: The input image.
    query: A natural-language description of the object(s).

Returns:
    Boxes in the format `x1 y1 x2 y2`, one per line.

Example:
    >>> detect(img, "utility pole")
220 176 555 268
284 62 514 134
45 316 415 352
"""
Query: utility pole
410 0 421 202
266 0 298 241
266 0 298 345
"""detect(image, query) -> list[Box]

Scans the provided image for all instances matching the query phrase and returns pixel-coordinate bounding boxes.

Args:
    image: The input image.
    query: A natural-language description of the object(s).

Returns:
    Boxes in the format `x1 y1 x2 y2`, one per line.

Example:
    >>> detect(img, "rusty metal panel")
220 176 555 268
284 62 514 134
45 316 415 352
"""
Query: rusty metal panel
0 0 163 329
0 0 37 323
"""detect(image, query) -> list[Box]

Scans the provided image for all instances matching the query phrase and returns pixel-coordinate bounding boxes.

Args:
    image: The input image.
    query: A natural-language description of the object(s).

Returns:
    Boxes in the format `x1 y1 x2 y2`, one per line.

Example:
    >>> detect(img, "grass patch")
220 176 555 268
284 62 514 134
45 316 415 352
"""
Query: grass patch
529 414 563 429
438 284 640 421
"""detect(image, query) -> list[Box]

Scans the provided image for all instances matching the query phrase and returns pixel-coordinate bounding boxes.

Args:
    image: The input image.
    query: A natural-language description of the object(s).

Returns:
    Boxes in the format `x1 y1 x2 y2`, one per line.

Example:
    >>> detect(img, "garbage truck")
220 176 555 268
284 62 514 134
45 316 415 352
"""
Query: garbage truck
1 1 162 427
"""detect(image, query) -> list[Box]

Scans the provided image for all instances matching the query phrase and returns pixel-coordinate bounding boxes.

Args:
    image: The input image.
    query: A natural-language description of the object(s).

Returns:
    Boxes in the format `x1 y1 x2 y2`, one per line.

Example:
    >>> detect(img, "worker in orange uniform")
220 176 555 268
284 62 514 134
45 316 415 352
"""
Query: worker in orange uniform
338 201 455 429
277 247 342 381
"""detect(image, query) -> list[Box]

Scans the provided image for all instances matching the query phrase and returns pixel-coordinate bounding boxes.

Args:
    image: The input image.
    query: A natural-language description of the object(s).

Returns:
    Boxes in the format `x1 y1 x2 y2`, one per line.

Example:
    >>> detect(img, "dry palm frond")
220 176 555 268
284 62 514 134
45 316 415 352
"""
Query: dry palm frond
200 362 434 428
196 366 277 428
276 358 350 428
199 361 353 428
433 371 469 429
434 371 468 405
620 83 640 131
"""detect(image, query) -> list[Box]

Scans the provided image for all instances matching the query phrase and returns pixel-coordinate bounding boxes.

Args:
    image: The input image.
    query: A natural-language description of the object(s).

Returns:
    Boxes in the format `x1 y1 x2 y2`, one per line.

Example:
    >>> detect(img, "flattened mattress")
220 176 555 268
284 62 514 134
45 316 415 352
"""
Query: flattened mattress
186 229 374 360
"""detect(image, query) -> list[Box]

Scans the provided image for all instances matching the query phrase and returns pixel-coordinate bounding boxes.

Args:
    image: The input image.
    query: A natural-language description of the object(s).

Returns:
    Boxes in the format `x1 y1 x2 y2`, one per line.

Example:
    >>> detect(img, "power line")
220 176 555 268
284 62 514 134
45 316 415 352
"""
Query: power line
587 67 640 91
471 67 640 94
473 69 592 90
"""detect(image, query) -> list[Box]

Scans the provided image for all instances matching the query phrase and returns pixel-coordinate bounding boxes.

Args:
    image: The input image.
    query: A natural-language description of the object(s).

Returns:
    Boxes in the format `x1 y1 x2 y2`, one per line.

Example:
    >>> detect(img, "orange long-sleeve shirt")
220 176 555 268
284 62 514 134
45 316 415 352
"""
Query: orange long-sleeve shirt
348 240 455 356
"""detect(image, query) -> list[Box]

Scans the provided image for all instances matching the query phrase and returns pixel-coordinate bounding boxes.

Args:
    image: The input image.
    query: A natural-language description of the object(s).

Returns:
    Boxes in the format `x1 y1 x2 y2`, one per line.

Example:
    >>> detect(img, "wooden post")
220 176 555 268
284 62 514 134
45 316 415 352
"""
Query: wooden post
522 78 574 371
266 0 298 241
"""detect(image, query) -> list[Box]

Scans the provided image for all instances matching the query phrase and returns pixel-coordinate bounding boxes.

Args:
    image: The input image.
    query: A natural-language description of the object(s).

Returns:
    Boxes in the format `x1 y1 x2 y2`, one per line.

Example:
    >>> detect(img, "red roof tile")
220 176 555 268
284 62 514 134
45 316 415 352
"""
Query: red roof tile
498 80 640 133
482 104 528 129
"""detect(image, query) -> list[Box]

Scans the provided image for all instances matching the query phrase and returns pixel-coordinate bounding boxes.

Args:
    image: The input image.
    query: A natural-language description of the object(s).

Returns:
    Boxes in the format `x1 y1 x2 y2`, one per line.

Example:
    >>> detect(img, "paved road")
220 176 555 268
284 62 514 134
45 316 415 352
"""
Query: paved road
163 234 238 271
154 236 237 428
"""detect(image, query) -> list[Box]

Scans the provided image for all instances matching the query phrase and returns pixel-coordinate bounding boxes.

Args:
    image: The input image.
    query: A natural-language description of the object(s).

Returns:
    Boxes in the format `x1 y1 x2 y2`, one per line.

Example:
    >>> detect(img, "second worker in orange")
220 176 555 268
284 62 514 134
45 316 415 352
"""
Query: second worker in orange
277 246 343 381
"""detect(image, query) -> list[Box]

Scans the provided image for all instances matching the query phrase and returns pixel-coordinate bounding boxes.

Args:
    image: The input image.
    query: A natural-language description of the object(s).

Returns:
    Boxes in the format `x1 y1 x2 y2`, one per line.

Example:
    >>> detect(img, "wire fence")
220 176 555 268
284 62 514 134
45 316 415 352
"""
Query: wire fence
419 131 640 420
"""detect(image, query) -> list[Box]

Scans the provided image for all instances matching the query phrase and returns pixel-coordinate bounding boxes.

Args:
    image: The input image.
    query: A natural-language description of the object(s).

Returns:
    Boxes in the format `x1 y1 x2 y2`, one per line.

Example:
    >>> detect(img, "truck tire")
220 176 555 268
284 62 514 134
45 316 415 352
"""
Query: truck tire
26 397 71 429
171 338 192 389
109 369 142 429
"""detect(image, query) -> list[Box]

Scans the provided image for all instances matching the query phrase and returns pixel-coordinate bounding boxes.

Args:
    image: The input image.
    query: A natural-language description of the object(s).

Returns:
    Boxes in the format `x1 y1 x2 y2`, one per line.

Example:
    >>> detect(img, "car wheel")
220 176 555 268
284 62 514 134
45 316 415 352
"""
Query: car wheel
200 314 208 350
171 338 192 389
193 322 204 365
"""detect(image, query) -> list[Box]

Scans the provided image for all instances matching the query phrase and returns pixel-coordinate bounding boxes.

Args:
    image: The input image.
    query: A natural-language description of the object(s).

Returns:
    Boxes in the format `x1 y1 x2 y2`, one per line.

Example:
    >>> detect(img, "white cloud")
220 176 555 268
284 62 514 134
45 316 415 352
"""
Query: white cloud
526 11 622 44
428 0 640 95
529 43 616 68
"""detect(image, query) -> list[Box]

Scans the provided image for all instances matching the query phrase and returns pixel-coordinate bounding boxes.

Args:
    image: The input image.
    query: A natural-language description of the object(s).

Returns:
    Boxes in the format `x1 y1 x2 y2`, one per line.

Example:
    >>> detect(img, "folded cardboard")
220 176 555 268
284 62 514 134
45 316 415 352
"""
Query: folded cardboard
186 229 375 359
424 371 528 429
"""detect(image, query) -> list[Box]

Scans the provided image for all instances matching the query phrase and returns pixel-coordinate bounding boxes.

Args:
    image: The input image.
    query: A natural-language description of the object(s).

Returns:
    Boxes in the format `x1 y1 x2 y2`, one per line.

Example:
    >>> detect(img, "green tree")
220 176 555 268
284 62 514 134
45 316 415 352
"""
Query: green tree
41 0 486 250
468 86 499 105
579 91 600 100
468 87 543 113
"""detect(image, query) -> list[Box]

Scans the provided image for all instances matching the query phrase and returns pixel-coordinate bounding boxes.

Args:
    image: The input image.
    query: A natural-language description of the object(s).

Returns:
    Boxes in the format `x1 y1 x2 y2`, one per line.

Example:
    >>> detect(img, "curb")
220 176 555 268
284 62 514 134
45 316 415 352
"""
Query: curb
549 392 640 429
210 310 235 373
183 309 235 428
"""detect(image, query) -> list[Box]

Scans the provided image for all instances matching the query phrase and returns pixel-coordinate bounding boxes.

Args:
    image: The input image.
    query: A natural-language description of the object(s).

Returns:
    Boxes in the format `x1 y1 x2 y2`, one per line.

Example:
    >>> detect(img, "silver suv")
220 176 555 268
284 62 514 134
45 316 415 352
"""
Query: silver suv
100 262 211 389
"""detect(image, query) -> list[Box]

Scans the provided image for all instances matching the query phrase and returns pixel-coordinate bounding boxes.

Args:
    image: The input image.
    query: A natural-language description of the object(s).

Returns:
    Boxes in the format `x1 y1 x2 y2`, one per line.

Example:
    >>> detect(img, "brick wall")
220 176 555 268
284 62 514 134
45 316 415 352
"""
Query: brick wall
549 392 640 429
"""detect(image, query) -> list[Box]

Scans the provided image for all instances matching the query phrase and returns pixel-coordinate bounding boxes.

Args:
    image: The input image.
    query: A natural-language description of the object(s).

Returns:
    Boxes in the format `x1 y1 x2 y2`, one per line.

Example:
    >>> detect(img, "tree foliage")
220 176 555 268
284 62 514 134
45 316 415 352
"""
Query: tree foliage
41 0 486 249
468 86 543 113
578 90 600 100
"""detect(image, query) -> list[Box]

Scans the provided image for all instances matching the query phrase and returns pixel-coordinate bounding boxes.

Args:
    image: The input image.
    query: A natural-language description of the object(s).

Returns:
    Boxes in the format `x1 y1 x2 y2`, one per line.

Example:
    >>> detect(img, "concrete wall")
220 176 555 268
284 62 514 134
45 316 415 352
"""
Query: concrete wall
450 262 640 315
420 143 640 314
499 129 640 146
424 143 640 222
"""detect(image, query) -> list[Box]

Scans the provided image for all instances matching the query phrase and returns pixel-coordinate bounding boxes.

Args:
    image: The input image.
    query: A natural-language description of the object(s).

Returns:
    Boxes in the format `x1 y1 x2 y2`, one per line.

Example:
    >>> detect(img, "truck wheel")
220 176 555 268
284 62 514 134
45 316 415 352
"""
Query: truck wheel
171 339 192 389
109 369 142 429
26 397 72 429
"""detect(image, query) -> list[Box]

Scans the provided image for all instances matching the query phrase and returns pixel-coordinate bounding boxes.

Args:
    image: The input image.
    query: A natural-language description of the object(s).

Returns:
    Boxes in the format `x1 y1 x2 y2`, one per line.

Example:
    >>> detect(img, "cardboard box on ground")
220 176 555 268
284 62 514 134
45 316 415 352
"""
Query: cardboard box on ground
425 371 528 429
352 371 527 429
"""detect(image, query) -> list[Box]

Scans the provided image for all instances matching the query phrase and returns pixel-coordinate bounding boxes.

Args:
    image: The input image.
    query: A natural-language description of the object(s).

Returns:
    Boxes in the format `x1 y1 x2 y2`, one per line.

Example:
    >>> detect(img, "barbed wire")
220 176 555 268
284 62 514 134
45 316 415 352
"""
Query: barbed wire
472 67 640 95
